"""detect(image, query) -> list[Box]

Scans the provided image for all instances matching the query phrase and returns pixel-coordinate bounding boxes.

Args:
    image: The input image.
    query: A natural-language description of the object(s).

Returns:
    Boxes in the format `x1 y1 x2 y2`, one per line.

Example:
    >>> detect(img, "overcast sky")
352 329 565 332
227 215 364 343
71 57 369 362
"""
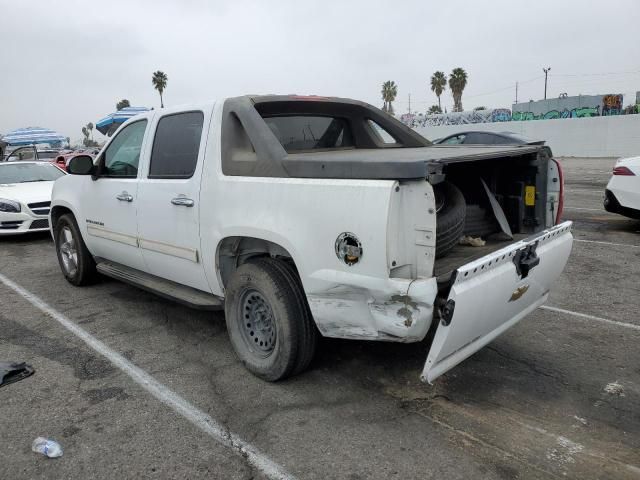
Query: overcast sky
2 0 639 143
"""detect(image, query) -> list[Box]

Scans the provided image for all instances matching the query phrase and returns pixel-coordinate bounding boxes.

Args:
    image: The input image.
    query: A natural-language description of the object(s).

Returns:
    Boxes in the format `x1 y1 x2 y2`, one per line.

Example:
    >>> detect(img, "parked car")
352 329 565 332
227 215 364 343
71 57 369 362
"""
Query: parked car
0 161 66 234
433 131 545 146
50 95 572 383
3 146 61 163
604 156 640 219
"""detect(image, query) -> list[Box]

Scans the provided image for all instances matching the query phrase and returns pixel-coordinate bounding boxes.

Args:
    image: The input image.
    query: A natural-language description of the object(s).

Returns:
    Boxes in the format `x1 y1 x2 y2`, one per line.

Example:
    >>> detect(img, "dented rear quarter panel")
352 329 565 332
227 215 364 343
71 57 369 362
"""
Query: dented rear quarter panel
199 102 439 341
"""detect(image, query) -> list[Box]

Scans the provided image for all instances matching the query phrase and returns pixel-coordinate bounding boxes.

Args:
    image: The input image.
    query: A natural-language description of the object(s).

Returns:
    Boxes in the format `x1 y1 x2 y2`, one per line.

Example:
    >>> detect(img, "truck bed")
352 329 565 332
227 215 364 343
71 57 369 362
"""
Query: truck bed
282 145 542 179
434 234 529 280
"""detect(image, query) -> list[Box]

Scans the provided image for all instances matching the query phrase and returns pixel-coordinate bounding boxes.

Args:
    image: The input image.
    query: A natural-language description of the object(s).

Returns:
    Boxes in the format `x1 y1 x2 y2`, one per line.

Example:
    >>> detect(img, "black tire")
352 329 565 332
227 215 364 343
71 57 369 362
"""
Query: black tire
463 204 500 238
268 259 318 375
54 213 97 286
434 182 466 258
224 257 317 381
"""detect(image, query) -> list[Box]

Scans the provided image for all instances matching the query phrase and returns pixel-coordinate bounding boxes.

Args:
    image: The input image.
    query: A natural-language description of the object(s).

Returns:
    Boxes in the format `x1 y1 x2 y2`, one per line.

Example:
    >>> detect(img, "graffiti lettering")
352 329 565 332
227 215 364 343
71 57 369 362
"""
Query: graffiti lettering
602 94 622 116
512 105 606 121
491 109 512 122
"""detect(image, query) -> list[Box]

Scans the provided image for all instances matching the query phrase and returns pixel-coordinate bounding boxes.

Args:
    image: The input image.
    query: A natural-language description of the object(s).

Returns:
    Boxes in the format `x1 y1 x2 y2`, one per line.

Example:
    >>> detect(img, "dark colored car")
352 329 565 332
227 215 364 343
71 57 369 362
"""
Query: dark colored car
432 131 545 146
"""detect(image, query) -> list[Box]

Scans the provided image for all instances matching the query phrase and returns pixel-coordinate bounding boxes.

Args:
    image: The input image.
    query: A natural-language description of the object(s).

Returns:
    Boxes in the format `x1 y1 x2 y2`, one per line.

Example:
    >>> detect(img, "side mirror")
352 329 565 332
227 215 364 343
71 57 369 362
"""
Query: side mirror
67 155 95 175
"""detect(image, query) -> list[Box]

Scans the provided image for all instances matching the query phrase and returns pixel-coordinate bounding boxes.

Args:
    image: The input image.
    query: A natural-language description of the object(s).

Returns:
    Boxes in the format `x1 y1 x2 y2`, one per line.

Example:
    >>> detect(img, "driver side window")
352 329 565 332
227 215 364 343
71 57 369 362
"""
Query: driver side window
102 120 148 177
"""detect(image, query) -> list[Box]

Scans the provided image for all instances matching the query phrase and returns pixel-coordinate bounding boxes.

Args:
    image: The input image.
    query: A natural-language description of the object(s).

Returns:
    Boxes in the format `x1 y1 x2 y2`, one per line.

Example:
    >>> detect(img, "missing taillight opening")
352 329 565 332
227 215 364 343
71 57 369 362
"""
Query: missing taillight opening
552 158 564 224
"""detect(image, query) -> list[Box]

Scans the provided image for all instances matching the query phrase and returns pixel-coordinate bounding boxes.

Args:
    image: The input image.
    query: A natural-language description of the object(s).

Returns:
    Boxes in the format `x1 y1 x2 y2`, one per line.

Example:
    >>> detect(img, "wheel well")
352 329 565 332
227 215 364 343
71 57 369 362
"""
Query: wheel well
217 236 296 290
50 206 73 228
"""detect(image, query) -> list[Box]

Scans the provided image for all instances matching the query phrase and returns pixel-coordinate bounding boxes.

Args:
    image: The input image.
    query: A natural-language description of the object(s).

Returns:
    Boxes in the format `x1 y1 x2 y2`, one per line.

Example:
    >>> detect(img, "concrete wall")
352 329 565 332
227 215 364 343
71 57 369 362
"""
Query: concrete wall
415 114 640 157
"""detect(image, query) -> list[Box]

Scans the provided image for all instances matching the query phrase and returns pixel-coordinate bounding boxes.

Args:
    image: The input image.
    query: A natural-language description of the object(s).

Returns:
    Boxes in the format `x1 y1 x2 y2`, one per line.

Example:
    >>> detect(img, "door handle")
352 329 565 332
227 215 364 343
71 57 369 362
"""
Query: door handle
171 196 195 207
116 192 133 202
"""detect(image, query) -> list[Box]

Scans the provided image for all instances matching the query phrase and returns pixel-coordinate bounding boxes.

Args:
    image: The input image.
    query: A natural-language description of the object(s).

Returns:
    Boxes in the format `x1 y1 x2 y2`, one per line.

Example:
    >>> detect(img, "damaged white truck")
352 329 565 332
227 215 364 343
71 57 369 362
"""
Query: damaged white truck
50 95 573 383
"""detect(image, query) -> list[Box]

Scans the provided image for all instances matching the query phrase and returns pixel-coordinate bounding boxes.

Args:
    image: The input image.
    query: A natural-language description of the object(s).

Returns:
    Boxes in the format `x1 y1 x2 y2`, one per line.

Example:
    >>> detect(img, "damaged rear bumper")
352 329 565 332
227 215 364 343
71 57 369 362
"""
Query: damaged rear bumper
306 273 438 342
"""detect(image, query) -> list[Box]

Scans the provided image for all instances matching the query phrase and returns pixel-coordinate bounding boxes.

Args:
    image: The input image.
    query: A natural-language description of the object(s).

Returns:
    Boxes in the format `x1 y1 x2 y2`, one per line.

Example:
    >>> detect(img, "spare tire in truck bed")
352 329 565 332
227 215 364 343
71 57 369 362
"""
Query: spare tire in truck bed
464 204 500 238
434 181 466 258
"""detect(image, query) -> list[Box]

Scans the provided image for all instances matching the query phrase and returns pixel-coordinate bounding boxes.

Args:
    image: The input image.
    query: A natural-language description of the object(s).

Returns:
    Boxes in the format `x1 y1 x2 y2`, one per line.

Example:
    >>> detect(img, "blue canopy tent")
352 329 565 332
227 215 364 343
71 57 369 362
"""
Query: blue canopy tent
2 127 67 146
96 106 150 136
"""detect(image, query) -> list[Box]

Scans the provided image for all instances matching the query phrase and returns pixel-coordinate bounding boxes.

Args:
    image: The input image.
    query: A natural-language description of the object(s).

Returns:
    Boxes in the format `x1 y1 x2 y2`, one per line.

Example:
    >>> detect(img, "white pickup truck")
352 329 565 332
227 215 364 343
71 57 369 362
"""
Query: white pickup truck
50 95 573 383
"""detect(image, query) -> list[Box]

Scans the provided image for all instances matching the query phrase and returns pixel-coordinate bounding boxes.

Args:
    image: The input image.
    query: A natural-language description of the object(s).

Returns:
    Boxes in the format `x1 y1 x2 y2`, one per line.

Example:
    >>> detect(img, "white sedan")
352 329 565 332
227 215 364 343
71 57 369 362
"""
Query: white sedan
604 156 640 219
0 162 66 234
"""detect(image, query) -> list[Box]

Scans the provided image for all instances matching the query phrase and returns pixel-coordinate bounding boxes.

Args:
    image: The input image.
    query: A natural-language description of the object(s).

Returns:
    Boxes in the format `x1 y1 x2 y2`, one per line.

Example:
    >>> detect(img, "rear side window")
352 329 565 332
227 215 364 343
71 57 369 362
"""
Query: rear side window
263 116 353 152
149 111 204 178
463 133 493 144
367 119 397 144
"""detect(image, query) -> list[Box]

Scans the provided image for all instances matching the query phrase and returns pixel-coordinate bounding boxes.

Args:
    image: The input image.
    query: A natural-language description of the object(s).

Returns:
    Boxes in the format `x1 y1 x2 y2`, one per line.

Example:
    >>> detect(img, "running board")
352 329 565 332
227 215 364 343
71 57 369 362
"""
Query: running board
96 260 223 310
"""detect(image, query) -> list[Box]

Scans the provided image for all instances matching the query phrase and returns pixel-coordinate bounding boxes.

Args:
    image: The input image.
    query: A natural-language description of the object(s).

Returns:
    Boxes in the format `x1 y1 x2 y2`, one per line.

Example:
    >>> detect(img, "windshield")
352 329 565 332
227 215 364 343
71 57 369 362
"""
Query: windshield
0 163 65 183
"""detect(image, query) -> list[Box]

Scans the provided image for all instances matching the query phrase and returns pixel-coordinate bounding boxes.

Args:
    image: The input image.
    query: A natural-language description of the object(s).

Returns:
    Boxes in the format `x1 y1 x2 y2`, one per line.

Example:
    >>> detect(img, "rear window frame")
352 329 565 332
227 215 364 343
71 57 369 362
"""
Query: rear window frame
261 113 354 153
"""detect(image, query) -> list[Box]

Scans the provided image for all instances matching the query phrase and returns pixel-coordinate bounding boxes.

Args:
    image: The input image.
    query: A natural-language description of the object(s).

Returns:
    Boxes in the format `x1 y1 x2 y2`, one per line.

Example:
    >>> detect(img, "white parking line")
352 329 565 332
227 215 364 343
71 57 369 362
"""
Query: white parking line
574 238 640 249
565 189 604 194
563 206 603 212
540 305 640 332
0 272 295 480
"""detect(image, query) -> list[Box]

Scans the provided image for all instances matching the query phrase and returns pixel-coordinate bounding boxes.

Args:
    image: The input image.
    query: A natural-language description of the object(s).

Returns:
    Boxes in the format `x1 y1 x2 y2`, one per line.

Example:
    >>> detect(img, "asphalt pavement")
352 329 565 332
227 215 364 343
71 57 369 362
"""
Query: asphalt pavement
1 157 638 479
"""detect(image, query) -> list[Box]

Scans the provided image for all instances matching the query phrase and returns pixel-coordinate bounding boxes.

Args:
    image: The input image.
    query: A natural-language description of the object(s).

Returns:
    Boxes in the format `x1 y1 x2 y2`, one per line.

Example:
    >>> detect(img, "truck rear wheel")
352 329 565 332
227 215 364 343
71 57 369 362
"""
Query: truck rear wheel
224 257 317 381
434 181 466 258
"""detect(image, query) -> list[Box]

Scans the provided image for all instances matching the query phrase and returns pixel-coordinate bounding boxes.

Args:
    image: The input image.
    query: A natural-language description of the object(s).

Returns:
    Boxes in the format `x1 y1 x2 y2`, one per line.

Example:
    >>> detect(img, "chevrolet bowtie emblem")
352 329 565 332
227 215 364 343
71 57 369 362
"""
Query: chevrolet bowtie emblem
509 285 530 302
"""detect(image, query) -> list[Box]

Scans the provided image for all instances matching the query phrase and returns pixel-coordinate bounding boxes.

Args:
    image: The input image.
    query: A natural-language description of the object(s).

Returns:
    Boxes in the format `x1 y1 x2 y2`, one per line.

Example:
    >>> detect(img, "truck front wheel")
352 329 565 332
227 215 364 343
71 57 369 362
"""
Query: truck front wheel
224 257 317 381
54 213 97 286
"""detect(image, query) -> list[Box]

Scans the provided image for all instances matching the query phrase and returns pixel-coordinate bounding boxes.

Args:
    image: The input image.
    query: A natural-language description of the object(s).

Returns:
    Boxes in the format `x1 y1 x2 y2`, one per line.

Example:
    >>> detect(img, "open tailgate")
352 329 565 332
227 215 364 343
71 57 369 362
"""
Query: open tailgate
422 221 573 383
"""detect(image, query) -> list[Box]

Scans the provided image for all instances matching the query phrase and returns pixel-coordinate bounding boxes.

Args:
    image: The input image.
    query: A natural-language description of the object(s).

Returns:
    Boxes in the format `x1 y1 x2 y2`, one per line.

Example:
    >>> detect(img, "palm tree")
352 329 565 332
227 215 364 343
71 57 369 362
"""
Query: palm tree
81 126 90 146
427 104 442 114
152 71 168 108
430 71 447 110
116 99 130 110
381 80 398 114
448 68 468 112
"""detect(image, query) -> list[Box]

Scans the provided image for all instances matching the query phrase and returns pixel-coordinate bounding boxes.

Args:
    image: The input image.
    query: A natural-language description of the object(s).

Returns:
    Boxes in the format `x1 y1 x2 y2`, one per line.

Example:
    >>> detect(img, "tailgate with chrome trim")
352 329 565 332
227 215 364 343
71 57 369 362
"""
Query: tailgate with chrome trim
422 221 573 383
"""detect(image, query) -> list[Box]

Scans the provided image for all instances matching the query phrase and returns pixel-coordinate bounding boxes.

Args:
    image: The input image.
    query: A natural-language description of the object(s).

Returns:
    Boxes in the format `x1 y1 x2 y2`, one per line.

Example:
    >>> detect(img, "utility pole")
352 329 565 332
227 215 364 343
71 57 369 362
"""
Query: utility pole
408 93 411 114
515 81 518 104
543 67 551 100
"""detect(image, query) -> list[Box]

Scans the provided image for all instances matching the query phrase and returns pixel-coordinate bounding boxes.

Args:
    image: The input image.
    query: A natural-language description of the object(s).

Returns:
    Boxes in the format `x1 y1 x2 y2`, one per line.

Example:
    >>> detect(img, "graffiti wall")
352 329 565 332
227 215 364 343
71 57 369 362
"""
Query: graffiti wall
512 94 623 121
400 108 512 127
397 92 634 128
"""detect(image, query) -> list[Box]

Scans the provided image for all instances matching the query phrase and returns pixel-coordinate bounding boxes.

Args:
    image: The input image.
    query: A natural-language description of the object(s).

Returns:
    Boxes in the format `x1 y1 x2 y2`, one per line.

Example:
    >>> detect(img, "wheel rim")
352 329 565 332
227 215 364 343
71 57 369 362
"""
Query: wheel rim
59 226 78 277
238 288 277 356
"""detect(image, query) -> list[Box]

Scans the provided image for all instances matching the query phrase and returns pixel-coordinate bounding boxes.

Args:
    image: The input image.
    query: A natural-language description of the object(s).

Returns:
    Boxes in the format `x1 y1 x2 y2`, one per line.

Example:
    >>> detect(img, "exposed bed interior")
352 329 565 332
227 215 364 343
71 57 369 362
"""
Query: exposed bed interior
434 234 529 280
433 152 550 281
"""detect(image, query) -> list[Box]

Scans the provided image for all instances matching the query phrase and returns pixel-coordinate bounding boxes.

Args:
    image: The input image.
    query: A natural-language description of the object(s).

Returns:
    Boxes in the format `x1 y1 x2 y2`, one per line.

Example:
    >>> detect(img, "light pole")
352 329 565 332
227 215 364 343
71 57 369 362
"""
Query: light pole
543 67 551 100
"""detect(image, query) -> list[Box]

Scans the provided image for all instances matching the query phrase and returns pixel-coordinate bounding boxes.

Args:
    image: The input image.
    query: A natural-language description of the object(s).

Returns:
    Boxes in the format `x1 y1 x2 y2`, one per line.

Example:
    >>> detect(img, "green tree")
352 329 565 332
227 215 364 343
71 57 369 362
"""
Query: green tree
430 71 447 111
116 99 131 110
152 71 168 108
381 80 398 114
427 104 442 114
87 122 94 140
448 68 468 112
